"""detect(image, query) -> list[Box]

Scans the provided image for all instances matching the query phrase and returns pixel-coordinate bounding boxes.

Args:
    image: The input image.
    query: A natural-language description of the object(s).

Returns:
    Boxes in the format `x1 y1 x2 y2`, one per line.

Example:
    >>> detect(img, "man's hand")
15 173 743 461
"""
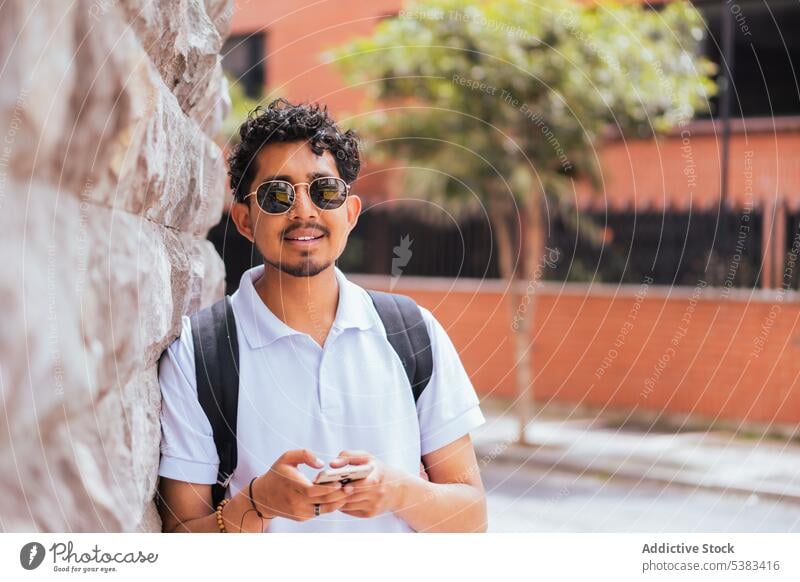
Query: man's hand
331 450 411 519
251 449 354 521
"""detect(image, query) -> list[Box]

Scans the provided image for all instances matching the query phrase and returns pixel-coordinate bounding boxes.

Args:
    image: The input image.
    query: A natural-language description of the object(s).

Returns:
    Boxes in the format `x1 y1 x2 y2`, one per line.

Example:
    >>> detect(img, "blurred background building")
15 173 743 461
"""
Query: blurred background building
211 0 800 430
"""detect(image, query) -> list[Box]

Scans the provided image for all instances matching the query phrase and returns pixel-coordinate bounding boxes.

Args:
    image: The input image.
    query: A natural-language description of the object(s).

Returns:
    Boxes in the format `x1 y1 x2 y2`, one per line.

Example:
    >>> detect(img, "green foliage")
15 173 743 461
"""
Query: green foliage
328 0 716 222
221 75 262 143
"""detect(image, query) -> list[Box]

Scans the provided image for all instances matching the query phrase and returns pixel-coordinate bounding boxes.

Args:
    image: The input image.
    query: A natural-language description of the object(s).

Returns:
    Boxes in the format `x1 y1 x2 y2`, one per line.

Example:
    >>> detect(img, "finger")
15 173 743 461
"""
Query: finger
262 463 307 486
305 482 347 497
278 449 325 469
330 451 372 467
316 499 349 516
340 501 369 510
338 492 370 505
419 462 430 481
344 478 379 492
339 501 371 513
306 488 353 505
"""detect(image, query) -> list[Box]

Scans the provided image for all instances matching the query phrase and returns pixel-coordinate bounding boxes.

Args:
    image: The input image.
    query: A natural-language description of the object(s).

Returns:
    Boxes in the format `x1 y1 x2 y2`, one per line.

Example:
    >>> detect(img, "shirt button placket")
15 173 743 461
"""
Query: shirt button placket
318 359 327 412
318 328 340 413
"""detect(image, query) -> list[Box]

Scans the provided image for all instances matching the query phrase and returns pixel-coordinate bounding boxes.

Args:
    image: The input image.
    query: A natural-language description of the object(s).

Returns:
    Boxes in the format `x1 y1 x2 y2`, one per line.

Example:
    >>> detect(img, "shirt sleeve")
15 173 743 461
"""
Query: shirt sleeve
416 307 486 456
157 315 220 484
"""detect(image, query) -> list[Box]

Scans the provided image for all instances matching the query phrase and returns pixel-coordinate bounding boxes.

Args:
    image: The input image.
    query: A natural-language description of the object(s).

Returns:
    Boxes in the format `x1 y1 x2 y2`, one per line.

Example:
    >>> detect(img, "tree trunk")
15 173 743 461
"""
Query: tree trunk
487 182 527 442
487 180 545 444
516 191 545 443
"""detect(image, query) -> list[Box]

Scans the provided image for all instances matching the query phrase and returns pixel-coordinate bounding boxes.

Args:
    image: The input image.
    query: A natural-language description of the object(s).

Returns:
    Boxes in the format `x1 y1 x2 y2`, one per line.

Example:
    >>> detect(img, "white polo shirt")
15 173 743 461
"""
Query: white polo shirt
157 265 485 532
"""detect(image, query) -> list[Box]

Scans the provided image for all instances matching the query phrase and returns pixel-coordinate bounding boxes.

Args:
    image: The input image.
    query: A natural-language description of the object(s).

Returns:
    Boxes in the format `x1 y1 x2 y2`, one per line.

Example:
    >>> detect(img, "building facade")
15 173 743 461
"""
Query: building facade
216 0 800 427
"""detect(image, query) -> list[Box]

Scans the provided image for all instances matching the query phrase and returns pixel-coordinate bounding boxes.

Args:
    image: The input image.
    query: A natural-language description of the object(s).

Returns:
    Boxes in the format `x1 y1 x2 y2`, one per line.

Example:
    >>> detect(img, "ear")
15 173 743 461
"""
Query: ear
230 199 256 243
345 194 362 234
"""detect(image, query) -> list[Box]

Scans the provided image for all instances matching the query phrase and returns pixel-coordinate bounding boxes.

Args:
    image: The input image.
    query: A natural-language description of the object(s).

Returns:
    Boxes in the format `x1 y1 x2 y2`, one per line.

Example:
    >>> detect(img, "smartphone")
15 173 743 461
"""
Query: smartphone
313 462 374 485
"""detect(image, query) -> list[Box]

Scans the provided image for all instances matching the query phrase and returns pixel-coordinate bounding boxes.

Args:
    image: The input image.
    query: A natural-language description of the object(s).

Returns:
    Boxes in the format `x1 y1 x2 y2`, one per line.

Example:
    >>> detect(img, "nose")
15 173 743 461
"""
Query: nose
288 183 320 220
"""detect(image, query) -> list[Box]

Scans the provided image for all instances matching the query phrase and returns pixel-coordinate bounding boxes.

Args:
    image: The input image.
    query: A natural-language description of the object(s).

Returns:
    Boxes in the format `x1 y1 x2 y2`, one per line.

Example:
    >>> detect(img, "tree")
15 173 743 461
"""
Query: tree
220 74 262 144
329 0 716 441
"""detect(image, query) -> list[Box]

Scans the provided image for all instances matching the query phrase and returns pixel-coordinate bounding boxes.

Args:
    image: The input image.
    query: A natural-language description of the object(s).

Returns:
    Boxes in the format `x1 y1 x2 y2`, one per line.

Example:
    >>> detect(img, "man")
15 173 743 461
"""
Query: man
156 98 487 532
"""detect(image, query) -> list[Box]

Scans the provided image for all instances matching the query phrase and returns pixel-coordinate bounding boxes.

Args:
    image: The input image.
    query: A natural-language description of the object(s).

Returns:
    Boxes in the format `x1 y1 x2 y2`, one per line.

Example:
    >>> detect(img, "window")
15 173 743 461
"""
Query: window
221 32 266 99
698 0 800 118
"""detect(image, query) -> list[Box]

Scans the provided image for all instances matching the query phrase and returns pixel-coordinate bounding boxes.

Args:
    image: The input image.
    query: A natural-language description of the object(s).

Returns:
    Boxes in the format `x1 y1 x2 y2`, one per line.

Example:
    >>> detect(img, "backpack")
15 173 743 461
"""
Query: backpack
189 290 433 508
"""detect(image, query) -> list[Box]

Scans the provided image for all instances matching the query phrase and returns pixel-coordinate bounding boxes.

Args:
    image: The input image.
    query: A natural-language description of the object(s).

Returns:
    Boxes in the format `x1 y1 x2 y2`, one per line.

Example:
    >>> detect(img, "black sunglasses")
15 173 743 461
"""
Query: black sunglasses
244 176 350 215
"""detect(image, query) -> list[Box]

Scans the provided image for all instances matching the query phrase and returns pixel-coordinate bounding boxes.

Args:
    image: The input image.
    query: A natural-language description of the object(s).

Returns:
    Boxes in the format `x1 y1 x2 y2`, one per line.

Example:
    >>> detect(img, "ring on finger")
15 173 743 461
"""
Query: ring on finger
314 503 321 517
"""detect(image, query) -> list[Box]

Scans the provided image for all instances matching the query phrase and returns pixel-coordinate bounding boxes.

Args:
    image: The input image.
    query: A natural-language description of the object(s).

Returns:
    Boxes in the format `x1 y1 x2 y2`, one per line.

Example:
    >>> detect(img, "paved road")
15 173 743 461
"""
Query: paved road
483 457 800 533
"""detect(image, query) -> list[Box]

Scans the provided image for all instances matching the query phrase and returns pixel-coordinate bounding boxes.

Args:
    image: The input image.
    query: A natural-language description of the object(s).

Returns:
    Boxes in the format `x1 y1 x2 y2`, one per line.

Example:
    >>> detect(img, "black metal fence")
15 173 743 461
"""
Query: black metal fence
209 207 800 292
341 206 770 288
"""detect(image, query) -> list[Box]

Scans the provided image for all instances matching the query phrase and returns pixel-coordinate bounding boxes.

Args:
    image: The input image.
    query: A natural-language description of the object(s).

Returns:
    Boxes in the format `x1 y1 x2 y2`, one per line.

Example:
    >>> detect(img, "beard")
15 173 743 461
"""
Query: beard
263 254 332 277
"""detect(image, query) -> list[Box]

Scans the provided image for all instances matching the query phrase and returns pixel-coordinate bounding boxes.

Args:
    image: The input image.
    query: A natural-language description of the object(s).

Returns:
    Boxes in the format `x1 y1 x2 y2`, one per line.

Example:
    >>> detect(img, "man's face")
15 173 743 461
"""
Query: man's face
231 140 361 278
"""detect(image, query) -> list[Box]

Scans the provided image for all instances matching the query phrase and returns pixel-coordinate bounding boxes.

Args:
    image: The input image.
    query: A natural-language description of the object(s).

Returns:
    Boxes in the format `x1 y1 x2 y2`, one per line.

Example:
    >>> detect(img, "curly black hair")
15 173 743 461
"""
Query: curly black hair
227 98 361 202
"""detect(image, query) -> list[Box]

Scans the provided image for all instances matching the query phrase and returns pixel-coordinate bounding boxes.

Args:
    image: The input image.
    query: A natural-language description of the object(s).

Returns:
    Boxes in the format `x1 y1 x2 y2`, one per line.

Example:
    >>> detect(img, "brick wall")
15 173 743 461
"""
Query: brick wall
353 275 800 426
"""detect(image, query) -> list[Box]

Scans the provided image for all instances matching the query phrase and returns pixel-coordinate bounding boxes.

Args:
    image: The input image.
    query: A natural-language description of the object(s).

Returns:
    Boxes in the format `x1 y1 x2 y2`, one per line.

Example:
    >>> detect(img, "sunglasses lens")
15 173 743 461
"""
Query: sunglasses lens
310 178 348 209
257 181 294 214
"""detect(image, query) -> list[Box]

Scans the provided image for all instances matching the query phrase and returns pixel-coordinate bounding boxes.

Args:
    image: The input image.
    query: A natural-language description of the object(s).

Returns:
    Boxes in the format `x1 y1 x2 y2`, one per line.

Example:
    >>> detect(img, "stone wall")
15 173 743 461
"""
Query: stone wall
0 0 232 531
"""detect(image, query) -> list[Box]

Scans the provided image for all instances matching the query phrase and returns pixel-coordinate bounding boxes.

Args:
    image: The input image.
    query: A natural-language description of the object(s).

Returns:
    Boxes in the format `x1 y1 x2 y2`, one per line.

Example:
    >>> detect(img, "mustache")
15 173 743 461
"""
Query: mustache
282 223 329 236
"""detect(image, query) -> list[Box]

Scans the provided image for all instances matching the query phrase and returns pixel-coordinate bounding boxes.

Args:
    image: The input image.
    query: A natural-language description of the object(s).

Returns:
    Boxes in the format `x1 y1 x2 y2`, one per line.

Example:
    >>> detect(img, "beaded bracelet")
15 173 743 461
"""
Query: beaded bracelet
216 498 230 533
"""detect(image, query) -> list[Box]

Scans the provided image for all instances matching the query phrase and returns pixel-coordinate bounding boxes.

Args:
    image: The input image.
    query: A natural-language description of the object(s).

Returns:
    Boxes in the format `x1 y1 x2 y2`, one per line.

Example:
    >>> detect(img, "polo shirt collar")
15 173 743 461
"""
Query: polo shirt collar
231 264 375 350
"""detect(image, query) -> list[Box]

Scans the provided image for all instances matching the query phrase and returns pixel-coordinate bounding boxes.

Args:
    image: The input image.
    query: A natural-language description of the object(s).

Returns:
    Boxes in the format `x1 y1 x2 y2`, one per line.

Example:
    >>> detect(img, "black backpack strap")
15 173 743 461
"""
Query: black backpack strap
189 296 240 509
367 290 433 403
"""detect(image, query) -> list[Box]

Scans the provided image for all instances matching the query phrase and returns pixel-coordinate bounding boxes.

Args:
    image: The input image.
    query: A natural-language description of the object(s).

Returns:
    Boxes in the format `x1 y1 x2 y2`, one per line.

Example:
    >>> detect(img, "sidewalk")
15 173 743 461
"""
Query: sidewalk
472 402 800 503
